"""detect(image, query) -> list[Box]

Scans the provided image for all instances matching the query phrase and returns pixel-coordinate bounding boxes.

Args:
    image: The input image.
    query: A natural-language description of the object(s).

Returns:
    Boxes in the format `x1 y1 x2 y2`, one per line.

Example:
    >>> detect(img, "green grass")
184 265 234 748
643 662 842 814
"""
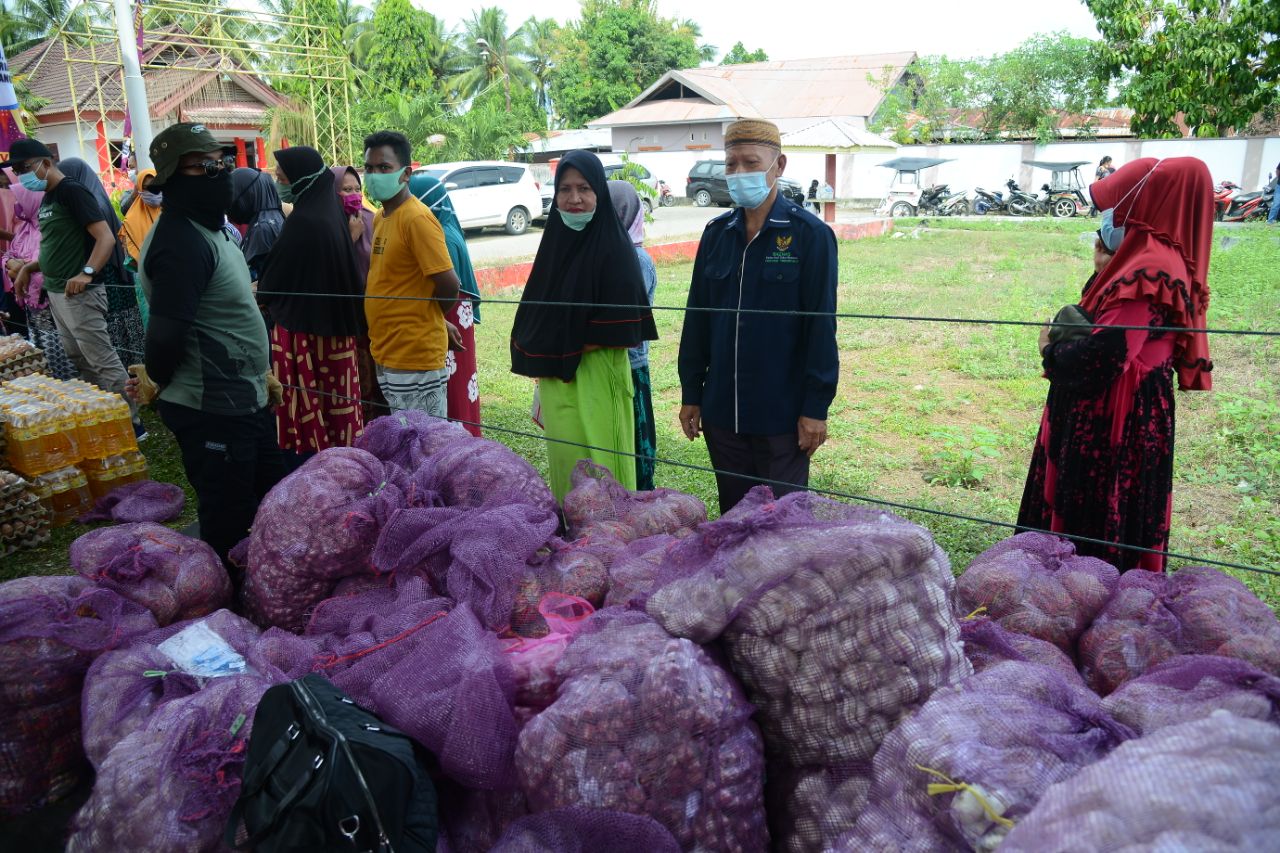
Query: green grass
8 220 1279 609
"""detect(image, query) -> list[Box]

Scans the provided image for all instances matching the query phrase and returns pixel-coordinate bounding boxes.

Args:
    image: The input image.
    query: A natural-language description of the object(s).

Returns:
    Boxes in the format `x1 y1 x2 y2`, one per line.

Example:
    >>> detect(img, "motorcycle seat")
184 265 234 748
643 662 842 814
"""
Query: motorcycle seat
1234 191 1262 202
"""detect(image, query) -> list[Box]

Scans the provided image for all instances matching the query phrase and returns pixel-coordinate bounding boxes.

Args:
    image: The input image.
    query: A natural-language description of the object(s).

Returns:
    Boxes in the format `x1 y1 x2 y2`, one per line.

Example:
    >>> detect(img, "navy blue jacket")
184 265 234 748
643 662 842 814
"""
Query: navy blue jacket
678 192 839 435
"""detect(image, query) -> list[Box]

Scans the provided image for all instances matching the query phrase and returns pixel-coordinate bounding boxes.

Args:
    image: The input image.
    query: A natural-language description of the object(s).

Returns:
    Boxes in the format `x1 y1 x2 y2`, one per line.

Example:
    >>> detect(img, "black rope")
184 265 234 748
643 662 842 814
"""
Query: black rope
93 338 1279 580
93 282 1279 338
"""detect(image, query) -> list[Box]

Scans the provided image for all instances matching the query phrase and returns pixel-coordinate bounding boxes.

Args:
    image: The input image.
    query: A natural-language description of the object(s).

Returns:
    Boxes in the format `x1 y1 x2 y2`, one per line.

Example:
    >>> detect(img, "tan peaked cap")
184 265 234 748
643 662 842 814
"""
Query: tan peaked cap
724 119 782 149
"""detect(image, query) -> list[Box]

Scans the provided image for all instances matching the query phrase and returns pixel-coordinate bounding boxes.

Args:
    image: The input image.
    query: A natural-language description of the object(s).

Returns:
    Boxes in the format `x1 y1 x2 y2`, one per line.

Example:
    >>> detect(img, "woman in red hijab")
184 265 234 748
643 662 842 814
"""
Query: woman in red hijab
1018 157 1213 572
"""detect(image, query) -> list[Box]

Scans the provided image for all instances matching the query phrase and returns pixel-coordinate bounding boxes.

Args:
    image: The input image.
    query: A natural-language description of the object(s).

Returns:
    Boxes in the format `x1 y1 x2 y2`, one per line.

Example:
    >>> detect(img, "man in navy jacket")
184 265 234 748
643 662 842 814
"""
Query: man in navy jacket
678 119 839 513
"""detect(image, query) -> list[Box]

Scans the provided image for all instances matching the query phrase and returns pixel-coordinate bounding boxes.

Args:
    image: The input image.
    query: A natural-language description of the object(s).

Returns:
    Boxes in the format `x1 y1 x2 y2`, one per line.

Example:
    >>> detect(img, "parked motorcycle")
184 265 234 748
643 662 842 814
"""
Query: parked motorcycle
1005 178 1047 216
917 184 950 215
937 187 971 216
657 179 675 207
972 186 1007 215
1213 180 1240 221
1222 184 1273 222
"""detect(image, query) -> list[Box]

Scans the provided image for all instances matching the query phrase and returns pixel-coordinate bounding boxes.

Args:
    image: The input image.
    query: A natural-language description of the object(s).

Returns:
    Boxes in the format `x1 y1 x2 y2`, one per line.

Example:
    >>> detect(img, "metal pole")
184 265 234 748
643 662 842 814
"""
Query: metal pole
112 0 154 168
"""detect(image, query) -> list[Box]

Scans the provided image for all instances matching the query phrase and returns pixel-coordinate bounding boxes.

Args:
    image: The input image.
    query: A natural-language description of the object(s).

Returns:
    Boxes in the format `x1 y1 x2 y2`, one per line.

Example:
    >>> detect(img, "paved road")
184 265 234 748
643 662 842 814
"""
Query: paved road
464 205 729 264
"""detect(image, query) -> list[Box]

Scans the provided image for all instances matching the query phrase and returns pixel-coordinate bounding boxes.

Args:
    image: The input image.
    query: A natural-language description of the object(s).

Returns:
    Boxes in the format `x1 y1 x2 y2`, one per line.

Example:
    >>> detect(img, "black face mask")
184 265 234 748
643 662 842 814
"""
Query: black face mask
161 171 234 230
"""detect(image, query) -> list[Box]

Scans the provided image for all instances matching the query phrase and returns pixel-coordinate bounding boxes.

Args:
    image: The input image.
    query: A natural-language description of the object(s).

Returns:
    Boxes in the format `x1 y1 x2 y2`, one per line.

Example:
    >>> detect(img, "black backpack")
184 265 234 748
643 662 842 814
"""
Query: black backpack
224 674 437 852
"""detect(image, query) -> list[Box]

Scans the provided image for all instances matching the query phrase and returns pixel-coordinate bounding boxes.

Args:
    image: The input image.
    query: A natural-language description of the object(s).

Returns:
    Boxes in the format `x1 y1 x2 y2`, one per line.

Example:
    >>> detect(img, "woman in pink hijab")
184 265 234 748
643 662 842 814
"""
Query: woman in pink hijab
1 165 78 379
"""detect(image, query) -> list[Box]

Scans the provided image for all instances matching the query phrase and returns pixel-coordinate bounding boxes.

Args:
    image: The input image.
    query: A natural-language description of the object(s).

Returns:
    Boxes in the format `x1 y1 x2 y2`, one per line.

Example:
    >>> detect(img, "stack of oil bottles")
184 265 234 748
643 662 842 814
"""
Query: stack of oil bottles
0 371 148 546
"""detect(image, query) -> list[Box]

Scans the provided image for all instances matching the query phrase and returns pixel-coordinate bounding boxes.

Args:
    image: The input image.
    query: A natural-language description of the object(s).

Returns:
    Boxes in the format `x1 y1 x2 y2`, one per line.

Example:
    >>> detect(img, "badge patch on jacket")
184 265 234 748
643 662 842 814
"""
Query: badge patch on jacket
768 232 799 265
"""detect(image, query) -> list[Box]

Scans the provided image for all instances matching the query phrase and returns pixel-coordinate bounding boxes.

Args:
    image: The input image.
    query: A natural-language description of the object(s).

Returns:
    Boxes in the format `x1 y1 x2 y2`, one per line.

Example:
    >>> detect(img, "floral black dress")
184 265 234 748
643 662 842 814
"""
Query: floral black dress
1018 296 1175 572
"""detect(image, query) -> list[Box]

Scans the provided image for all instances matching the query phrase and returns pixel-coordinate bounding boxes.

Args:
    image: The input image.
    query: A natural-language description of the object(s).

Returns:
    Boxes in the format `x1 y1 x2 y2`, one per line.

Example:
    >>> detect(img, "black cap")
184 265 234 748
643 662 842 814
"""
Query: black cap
7 138 55 163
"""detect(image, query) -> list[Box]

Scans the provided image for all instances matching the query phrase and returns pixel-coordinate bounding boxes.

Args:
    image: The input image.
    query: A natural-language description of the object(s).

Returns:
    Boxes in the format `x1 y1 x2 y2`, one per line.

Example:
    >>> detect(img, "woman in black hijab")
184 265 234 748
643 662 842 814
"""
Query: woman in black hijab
228 167 284 280
259 146 366 462
510 149 657 500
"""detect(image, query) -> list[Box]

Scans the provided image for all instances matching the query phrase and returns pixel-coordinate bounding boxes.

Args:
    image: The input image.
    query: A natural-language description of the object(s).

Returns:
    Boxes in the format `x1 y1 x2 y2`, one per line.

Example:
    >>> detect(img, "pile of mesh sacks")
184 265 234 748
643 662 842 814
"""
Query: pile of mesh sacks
0 576 157 816
8 409 1280 851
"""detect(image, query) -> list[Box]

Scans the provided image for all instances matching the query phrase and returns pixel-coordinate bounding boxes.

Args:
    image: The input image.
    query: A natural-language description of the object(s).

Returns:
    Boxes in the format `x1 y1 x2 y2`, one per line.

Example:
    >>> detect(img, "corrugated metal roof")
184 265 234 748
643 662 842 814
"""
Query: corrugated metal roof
781 118 898 151
588 98 740 128
590 52 917 128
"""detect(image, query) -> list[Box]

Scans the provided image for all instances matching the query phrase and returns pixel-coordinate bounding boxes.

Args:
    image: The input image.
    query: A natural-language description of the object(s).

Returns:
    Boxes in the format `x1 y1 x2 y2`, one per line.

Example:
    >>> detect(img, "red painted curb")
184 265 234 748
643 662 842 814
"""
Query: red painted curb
474 219 893 295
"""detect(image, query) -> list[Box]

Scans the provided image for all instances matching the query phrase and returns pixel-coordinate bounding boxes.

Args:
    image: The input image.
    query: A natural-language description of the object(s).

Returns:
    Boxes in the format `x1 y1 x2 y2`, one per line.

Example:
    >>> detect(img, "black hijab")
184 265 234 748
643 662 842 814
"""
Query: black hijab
258 147 365 337
510 150 657 381
228 167 284 274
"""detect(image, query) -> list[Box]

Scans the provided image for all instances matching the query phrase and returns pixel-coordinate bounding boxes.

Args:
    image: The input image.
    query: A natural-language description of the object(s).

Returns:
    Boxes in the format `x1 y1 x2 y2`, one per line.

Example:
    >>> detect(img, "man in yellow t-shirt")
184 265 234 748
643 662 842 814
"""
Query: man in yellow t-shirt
362 130 462 418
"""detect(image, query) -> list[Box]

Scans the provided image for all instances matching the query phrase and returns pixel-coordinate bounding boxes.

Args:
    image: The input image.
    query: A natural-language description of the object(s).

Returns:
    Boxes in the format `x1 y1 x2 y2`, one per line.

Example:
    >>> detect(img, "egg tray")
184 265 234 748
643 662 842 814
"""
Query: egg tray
0 350 49 383
0 489 52 556
0 469 26 502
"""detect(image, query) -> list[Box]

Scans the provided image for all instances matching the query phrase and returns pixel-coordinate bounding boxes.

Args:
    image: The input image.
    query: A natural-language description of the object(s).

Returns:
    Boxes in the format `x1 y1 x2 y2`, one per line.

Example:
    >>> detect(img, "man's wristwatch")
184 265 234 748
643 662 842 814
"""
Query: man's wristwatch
81 265 95 277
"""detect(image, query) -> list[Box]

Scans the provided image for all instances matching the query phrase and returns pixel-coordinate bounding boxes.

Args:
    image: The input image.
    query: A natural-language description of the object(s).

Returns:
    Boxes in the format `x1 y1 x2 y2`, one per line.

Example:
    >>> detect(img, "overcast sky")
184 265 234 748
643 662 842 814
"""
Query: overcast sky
438 0 1102 62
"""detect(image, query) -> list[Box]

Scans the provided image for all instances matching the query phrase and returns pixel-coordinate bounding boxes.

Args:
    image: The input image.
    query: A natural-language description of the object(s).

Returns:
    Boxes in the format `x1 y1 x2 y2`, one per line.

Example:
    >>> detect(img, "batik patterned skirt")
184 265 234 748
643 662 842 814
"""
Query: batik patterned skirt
444 298 481 437
270 326 364 453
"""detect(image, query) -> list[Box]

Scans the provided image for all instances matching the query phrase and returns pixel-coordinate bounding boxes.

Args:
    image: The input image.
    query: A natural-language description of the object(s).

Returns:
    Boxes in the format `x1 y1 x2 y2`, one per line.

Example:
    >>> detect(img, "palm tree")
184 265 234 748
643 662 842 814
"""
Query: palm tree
422 12 462 91
517 15 558 122
675 17 716 65
6 0 97 53
451 7 533 103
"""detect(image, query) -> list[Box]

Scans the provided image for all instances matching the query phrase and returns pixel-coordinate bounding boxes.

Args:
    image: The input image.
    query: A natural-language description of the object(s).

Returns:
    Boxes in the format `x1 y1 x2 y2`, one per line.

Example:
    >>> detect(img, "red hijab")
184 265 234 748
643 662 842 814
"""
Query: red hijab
1084 157 1213 391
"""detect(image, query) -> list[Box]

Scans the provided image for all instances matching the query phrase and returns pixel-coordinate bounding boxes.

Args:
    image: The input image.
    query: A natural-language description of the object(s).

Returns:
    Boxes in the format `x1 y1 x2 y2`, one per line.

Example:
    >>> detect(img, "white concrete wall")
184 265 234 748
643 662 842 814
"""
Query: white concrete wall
890 137 1280 198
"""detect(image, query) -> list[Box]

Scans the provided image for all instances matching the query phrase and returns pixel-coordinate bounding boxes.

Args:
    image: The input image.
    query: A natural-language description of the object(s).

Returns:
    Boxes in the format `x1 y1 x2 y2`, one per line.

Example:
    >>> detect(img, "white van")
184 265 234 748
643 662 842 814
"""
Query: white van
412 161 544 235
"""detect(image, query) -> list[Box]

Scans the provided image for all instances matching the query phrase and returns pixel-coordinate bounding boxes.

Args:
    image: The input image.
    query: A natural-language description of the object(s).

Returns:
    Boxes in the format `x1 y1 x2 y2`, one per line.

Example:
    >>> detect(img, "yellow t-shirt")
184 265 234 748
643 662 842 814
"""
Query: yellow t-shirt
365 196 454 371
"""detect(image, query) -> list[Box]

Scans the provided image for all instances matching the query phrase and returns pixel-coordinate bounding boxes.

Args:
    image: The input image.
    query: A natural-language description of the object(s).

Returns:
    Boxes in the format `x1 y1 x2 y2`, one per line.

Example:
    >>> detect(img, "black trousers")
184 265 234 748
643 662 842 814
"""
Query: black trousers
703 424 810 515
158 400 288 568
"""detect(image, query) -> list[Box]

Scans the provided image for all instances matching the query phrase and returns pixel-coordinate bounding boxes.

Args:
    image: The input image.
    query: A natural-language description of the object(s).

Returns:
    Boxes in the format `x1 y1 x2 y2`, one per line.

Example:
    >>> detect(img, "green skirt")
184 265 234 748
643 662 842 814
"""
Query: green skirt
541 347 636 501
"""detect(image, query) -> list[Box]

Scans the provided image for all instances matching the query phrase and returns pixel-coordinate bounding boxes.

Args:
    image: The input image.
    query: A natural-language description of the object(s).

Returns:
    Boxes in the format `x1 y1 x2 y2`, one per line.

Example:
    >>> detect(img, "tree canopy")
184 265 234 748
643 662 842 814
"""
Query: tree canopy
548 0 705 128
721 42 768 65
1087 0 1280 137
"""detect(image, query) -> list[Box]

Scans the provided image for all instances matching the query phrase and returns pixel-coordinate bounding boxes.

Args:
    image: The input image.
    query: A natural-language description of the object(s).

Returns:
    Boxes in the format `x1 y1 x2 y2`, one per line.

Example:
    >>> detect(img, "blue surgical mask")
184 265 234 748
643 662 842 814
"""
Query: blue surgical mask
727 157 779 209
560 209 595 231
1095 159 1161 253
1099 208 1125 252
19 163 47 192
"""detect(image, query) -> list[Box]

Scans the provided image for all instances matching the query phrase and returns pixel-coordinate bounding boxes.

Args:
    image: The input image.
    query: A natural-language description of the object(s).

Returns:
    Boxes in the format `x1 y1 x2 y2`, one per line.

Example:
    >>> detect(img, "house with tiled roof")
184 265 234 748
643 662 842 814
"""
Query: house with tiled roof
9 28 288 175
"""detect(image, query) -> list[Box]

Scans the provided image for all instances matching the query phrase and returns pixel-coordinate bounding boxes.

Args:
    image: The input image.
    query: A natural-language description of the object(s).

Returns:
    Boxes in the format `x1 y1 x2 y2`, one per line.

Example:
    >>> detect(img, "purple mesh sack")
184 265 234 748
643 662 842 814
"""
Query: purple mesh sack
354 410 473 471
840 661 1134 853
1000 712 1280 852
955 532 1120 654
491 807 682 853
515 610 768 851
243 447 405 632
81 610 271 768
1079 565 1280 695
247 627 326 681
639 489 969 851
70 522 230 626
67 675 270 853
961 616 1084 687
1101 654 1280 735
511 535 621 637
426 435 557 515
372 501 560 631
78 480 185 524
437 784 529 853
562 461 707 542
602 534 679 609
0 576 157 815
305 576 520 790
0 693 83 816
